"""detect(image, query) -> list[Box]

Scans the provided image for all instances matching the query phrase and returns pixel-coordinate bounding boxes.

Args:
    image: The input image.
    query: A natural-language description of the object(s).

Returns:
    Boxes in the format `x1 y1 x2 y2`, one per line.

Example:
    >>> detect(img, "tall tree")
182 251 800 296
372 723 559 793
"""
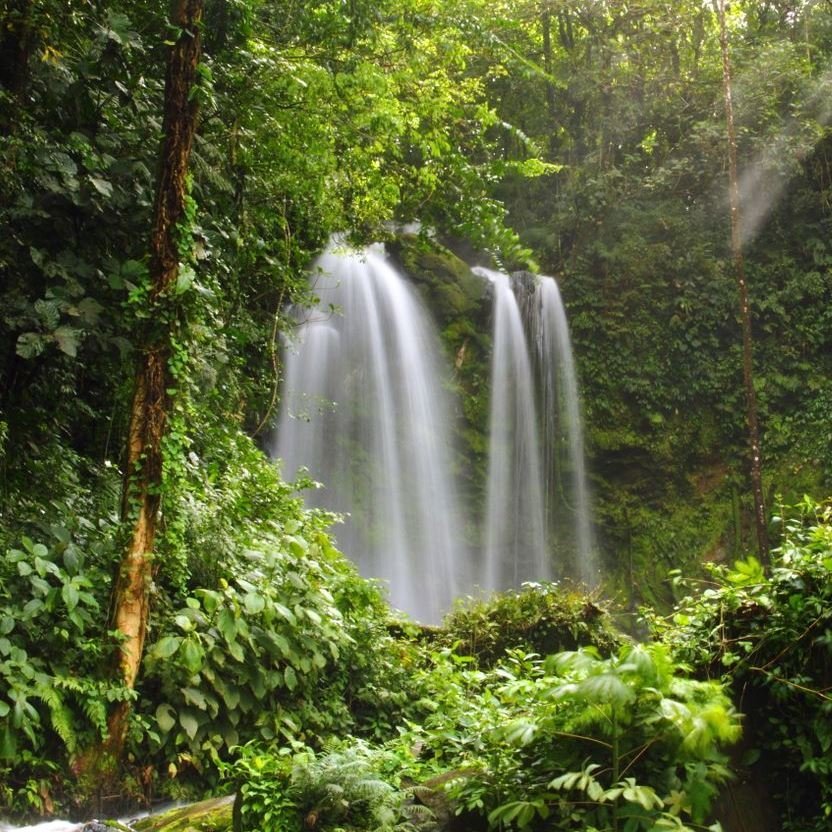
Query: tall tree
713 0 770 563
107 0 205 750
0 0 35 98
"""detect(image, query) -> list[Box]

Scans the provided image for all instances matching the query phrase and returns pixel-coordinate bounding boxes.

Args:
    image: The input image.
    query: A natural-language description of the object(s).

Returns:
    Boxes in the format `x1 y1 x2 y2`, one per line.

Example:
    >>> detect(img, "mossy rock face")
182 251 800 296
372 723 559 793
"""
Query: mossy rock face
387 234 489 326
130 795 234 832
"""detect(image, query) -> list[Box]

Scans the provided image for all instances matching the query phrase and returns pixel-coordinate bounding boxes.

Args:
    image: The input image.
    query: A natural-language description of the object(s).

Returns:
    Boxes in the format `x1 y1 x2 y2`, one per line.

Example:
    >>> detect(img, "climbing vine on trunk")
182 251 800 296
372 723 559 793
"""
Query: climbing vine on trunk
108 0 205 752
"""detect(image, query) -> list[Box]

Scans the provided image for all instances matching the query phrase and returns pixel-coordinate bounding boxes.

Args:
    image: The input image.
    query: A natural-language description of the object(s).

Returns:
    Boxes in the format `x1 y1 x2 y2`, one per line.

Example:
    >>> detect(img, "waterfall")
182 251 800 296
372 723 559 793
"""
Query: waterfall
534 276 598 585
476 268 549 591
273 242 467 623
274 243 596 621
476 266 597 590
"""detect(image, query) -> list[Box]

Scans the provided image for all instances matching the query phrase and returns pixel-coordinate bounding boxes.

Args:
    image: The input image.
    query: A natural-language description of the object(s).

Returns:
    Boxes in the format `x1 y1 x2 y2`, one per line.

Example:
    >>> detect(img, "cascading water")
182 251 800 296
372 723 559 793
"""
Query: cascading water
533 276 598 585
273 242 467 623
475 266 597 590
475 268 549 591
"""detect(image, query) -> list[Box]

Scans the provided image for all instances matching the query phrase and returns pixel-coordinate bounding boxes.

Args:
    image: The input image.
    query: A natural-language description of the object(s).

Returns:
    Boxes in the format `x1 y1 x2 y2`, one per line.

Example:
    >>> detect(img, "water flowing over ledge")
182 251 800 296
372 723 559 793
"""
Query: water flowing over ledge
273 242 467 623
273 242 597 622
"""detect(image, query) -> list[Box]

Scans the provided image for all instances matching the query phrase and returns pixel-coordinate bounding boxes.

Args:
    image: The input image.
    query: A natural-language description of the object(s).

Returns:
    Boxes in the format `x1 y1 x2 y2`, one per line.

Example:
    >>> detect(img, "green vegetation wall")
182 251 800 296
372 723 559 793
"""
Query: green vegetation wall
464 0 832 602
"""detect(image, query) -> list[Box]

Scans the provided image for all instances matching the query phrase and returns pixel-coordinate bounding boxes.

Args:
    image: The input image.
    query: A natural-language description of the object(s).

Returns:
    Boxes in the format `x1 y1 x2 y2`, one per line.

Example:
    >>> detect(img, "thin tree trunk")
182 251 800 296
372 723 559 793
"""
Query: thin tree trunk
713 0 770 564
541 3 557 122
107 0 204 752
0 0 35 99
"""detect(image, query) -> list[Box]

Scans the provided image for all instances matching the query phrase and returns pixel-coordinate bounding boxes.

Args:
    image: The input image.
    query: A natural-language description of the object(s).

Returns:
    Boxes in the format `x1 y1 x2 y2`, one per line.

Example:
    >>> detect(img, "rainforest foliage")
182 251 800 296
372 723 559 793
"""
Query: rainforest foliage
1 0 832 829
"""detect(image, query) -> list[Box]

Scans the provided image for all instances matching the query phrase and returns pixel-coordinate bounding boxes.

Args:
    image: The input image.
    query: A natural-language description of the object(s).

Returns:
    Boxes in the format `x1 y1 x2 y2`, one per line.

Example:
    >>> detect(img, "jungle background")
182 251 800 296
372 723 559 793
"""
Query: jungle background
1 1 832 830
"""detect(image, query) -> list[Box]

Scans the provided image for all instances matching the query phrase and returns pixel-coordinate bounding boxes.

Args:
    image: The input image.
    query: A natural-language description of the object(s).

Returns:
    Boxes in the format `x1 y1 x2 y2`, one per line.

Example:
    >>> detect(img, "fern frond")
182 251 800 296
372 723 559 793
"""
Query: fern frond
401 802 436 821
37 684 78 753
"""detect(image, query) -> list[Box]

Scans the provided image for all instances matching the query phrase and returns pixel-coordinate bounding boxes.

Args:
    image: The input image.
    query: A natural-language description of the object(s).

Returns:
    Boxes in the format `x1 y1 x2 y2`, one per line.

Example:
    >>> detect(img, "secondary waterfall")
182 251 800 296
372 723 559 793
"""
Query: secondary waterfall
533 276 597 584
273 242 467 623
476 267 598 590
477 268 549 590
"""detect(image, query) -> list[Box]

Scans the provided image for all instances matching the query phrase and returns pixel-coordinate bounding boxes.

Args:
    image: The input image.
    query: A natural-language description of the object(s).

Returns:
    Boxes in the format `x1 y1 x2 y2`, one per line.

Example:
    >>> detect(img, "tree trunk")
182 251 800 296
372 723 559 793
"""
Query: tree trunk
0 0 35 99
713 0 770 564
541 3 557 123
107 0 204 752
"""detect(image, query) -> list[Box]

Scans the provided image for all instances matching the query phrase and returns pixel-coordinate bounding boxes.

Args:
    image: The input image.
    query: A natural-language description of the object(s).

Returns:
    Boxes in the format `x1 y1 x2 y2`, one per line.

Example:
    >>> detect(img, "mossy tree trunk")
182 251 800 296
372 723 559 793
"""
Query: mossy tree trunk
713 0 770 564
107 0 204 752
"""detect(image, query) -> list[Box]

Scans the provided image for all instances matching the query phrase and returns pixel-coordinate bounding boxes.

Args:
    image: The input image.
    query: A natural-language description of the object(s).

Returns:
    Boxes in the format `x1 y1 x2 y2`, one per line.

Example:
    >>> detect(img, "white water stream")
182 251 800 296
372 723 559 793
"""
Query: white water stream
477 268 549 591
0 824 81 832
534 276 598 585
274 245 597 621
273 242 467 623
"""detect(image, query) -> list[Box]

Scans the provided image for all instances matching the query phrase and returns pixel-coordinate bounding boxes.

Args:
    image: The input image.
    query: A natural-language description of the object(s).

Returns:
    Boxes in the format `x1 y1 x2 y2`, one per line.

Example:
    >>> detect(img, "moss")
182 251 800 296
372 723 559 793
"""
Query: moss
387 234 487 324
132 795 234 832
438 583 623 667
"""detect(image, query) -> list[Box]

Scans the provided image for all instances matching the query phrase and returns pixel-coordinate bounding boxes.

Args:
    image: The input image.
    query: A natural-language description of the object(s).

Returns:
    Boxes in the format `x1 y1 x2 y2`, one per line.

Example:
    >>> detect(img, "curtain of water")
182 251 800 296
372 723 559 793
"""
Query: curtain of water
535 277 598 585
475 268 549 591
273 243 466 623
476 267 596 590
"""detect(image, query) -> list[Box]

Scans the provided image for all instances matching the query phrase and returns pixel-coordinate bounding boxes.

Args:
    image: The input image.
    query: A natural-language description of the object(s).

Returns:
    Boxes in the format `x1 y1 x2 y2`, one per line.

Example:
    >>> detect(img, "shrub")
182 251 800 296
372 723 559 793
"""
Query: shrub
410 643 739 831
231 739 436 832
654 498 832 832
438 582 621 668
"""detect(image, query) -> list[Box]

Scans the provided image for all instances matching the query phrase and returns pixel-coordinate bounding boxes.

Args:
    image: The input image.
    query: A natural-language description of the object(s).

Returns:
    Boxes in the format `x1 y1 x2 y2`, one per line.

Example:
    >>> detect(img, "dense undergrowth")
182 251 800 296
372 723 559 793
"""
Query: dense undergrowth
229 498 832 832
2 4 832 826
3 423 831 832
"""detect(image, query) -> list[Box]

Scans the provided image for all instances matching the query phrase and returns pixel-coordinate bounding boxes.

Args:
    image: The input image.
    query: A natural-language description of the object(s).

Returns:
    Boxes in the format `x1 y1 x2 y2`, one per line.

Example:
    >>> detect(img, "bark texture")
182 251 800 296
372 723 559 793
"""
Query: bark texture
714 0 770 563
108 0 204 749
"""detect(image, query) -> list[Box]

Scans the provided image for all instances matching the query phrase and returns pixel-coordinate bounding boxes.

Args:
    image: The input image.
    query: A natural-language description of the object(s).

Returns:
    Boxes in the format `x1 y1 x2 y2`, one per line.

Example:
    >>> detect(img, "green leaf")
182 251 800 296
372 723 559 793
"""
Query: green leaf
181 687 208 710
577 673 636 706
221 685 240 711
151 636 182 660
0 726 17 760
179 710 200 741
53 327 80 357
228 640 245 662
77 297 103 324
89 176 113 198
221 724 239 749
62 582 80 612
244 593 265 615
175 265 195 295
156 703 176 733
304 607 322 625
15 332 46 359
620 781 663 810
180 638 204 674
505 719 537 746
272 633 290 656
63 545 81 573
274 603 296 624
284 666 298 691
218 608 237 642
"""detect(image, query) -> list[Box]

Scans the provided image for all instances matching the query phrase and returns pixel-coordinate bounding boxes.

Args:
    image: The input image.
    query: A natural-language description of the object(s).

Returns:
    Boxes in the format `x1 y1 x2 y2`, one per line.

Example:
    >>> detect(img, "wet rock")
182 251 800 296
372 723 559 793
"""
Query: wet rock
130 796 234 832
